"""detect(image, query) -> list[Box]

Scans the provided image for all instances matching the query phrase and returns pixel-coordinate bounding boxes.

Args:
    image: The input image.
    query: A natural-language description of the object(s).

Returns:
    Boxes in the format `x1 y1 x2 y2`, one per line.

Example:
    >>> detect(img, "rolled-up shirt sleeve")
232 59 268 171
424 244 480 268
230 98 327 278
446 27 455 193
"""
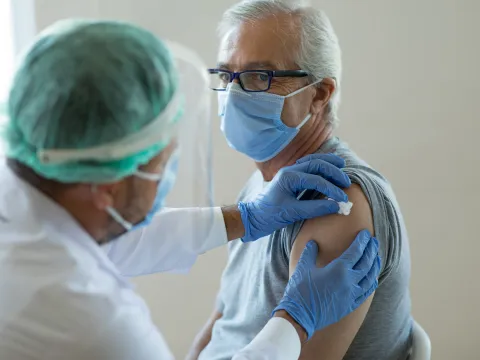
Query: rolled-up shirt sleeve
102 207 227 276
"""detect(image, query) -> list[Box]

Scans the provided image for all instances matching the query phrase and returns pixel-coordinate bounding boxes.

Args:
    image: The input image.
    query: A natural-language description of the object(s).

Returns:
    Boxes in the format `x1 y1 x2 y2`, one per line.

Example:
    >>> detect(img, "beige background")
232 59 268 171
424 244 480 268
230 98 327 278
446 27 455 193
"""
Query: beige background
31 0 479 359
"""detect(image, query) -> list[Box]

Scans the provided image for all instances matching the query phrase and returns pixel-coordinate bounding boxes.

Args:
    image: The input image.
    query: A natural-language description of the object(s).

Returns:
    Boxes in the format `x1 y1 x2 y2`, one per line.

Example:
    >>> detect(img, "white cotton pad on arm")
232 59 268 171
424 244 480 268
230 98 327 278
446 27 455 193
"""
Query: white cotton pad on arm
338 201 353 215
296 190 352 215
327 199 353 215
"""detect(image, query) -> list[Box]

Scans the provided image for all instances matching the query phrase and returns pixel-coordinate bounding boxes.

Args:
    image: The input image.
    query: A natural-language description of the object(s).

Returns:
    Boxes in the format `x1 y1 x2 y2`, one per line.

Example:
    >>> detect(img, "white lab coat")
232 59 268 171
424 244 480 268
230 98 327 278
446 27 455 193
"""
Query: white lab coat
0 163 301 360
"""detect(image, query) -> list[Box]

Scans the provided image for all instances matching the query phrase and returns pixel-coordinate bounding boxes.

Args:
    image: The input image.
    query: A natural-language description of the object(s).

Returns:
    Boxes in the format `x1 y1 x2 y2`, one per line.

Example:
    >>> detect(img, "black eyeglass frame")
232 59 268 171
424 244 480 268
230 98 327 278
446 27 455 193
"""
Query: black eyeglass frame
207 69 309 92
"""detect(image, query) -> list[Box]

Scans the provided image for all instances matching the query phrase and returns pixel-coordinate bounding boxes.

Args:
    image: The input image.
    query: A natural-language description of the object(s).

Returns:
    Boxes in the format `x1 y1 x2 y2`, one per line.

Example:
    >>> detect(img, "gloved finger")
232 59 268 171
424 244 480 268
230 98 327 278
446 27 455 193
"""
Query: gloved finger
338 229 373 267
292 199 340 219
357 255 381 291
297 240 319 268
289 172 348 202
291 160 351 190
352 236 379 273
355 279 378 306
296 153 346 169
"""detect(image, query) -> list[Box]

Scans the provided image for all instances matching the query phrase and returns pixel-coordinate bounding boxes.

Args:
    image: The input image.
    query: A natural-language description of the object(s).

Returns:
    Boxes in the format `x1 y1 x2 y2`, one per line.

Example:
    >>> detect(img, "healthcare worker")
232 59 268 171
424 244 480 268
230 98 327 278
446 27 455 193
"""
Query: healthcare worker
0 20 380 360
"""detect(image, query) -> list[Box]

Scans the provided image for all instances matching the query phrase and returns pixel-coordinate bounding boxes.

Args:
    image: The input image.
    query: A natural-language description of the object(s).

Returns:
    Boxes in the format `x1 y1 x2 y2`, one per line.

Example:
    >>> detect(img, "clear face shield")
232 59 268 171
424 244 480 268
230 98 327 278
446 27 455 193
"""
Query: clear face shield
36 41 215 241
162 40 213 210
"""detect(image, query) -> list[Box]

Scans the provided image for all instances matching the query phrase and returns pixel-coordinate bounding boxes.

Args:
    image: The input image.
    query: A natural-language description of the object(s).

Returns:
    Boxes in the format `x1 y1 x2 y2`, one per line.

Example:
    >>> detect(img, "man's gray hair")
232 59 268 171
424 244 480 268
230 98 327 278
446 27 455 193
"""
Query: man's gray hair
218 0 342 127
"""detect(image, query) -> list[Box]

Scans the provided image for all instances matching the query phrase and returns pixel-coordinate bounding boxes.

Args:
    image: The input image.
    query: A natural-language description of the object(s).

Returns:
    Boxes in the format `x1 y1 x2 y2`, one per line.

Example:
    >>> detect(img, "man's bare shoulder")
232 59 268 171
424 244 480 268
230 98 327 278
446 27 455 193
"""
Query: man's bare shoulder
290 184 374 269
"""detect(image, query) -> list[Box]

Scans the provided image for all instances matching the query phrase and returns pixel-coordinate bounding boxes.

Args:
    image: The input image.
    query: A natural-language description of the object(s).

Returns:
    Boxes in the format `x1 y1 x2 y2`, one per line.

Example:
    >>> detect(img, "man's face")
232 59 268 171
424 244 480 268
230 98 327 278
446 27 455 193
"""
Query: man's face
217 13 318 128
124 142 176 219
101 141 177 241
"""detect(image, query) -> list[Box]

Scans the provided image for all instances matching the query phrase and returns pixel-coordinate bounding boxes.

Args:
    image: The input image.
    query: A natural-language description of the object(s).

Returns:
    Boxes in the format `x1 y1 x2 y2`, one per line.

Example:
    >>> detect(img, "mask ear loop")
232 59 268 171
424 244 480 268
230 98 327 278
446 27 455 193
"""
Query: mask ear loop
91 185 133 231
285 78 324 98
286 78 324 130
295 113 312 130
106 207 133 231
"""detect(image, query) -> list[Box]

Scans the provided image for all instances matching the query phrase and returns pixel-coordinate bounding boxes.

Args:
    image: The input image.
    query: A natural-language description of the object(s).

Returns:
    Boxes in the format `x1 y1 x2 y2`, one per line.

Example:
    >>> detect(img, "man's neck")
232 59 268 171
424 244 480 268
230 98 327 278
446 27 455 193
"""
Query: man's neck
257 119 333 181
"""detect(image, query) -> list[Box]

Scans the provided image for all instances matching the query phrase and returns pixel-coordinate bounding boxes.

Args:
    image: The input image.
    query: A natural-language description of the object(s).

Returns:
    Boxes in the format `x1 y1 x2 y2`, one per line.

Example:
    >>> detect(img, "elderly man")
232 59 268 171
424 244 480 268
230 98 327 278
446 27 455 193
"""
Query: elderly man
188 1 412 360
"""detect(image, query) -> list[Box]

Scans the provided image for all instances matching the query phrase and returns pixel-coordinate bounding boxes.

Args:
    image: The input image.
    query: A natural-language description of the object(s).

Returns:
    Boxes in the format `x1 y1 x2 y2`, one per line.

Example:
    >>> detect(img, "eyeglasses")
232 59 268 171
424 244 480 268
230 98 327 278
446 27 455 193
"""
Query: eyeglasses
207 69 309 92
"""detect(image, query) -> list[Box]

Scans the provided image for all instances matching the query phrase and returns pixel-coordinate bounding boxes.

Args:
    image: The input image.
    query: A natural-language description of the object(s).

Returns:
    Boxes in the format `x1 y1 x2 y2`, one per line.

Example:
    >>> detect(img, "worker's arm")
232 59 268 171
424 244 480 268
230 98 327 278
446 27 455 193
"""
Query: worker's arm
232 313 306 360
290 184 376 360
22 270 177 360
103 207 228 276
104 154 351 276
187 310 305 360
82 302 176 360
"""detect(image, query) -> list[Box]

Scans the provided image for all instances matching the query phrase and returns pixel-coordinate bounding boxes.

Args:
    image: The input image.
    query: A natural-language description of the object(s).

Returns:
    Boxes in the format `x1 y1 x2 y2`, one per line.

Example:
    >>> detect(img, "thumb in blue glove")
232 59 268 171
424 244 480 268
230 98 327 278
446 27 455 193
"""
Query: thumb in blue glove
238 153 351 242
273 229 381 339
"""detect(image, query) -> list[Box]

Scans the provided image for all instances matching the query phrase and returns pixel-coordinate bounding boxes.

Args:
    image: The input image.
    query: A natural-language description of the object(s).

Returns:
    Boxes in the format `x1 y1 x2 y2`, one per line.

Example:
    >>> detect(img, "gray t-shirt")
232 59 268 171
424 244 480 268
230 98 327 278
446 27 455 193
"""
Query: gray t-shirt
200 137 412 360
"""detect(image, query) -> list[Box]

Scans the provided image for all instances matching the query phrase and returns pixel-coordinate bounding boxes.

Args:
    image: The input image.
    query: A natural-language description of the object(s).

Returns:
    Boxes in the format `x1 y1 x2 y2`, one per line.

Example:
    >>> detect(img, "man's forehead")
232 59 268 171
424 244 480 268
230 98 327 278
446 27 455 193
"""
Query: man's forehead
217 17 299 71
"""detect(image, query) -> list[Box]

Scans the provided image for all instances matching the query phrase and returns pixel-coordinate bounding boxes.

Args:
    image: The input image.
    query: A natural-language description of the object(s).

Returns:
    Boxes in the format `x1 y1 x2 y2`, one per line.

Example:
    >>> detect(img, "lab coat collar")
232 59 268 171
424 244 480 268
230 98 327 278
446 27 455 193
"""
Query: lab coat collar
3 162 134 289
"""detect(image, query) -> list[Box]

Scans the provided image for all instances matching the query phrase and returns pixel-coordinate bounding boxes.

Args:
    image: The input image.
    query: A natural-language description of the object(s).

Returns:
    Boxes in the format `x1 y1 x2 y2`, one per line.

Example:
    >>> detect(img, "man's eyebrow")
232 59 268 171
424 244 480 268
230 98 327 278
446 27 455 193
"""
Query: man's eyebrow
216 62 230 70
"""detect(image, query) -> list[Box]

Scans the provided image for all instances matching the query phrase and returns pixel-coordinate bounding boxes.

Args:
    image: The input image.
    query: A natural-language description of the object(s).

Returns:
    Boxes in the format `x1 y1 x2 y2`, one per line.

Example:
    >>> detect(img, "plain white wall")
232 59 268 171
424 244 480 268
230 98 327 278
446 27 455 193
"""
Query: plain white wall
34 0 479 358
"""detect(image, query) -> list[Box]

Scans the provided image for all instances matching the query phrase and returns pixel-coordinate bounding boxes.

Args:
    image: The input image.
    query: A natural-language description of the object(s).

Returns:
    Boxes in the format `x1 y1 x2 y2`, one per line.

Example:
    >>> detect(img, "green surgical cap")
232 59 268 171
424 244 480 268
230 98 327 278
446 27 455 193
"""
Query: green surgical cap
3 19 180 183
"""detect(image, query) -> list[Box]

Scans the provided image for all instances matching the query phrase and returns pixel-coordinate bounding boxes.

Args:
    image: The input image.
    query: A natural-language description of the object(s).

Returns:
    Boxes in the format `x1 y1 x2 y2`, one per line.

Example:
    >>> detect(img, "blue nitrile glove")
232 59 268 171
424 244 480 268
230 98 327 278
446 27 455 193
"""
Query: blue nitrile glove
273 229 381 339
238 153 351 243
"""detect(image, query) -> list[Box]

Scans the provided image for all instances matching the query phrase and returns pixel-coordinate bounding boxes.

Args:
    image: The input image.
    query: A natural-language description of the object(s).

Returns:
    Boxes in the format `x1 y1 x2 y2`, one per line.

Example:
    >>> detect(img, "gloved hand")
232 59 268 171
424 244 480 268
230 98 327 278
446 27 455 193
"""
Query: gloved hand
238 153 351 243
273 229 381 339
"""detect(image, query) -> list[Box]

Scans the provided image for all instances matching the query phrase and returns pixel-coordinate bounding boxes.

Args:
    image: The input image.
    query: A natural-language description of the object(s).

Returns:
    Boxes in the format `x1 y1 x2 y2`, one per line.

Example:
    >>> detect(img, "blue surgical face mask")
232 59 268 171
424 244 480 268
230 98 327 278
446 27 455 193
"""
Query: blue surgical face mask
218 80 322 162
105 150 179 231
132 150 179 229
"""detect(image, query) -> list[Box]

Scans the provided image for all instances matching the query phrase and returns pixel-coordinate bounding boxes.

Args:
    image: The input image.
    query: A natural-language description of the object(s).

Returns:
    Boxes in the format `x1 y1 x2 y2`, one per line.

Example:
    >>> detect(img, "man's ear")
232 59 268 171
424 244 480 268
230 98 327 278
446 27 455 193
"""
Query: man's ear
91 182 123 211
311 78 336 115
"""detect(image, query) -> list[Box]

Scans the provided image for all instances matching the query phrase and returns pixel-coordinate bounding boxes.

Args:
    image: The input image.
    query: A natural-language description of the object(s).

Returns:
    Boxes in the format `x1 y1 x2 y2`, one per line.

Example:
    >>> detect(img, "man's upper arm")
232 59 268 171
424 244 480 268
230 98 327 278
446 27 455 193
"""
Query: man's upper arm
289 184 375 360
